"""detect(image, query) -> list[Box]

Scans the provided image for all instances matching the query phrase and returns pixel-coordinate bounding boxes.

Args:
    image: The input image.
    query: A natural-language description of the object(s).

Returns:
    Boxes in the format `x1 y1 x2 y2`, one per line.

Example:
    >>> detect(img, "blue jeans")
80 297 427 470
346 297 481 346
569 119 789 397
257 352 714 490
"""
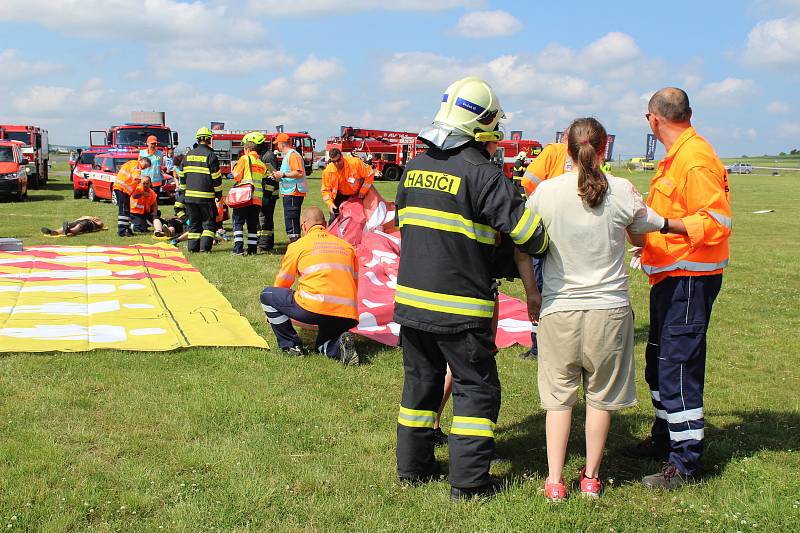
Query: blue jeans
260 287 357 359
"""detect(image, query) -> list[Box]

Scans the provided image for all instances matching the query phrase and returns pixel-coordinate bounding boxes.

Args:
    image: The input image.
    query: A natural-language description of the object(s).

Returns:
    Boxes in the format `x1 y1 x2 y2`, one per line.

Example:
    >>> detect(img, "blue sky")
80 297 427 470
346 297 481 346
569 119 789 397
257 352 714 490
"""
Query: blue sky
1 0 799 158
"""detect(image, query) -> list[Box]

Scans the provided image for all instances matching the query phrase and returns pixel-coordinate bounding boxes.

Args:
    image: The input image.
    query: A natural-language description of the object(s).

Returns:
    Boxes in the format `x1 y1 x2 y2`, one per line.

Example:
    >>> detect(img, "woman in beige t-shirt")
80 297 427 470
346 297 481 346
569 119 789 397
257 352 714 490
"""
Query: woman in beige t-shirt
526 117 665 500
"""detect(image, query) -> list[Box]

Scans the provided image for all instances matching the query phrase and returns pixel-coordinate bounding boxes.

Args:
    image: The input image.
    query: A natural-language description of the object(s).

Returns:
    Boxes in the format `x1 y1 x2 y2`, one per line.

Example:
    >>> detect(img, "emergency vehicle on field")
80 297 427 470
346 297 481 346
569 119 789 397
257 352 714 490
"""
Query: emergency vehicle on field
0 124 49 189
73 150 176 203
325 127 427 181
90 123 178 151
0 140 29 201
495 138 544 177
210 130 316 176
70 149 103 194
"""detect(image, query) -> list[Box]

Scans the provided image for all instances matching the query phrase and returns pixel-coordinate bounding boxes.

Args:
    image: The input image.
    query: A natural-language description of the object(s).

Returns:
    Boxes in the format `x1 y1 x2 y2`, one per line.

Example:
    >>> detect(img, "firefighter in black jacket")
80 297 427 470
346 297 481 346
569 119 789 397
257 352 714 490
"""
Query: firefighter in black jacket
181 127 222 253
394 76 549 500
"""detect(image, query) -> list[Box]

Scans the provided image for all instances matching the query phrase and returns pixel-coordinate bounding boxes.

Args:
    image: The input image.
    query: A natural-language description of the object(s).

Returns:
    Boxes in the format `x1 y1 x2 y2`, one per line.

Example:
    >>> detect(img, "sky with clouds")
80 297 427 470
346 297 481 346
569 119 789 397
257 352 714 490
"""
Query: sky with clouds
1 0 799 158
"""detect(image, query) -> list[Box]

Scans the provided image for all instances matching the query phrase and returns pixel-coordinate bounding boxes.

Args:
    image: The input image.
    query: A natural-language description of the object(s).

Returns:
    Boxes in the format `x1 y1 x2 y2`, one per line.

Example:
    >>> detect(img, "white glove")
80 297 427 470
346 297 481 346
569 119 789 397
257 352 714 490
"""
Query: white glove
629 246 643 270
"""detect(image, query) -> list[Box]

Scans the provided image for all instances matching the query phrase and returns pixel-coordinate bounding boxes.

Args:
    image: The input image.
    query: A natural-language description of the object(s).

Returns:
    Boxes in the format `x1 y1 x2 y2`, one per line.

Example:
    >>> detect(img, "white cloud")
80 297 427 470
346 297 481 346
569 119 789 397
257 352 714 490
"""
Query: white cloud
777 122 800 138
381 52 470 89
14 86 74 114
0 0 262 45
294 56 343 83
253 0 483 16
767 100 791 114
743 16 800 67
579 32 641 67
0 49 63 81
452 10 522 38
155 47 292 75
694 78 757 106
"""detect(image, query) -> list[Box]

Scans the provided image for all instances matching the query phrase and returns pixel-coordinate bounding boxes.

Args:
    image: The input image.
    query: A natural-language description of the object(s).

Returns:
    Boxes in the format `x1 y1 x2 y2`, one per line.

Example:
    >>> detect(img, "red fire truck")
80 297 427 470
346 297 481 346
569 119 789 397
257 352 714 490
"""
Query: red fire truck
495 138 544 178
325 127 428 181
210 130 316 176
0 124 49 189
90 123 178 151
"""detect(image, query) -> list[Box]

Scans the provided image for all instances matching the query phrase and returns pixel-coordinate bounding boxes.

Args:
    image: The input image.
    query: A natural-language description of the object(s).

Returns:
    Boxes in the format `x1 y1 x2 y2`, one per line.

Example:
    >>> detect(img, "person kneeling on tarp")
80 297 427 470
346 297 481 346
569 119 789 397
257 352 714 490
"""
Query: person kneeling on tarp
41 217 106 236
260 206 361 365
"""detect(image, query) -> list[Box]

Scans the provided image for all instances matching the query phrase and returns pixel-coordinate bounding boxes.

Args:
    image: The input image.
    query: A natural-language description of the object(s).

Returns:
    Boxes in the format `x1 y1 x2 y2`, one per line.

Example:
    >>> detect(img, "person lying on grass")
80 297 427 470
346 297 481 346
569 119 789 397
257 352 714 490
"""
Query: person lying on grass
41 217 107 237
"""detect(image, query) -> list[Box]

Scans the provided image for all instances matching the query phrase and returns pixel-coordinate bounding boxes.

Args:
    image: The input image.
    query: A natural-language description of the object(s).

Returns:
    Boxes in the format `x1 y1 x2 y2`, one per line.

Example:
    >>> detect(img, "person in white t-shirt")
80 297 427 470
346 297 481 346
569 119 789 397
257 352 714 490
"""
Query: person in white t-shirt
526 117 666 500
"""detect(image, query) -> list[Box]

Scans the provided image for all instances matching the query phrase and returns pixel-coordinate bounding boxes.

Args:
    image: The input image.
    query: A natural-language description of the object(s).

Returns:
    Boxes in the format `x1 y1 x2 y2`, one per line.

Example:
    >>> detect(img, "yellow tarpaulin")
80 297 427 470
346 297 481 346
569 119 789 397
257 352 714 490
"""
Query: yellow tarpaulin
0 243 269 352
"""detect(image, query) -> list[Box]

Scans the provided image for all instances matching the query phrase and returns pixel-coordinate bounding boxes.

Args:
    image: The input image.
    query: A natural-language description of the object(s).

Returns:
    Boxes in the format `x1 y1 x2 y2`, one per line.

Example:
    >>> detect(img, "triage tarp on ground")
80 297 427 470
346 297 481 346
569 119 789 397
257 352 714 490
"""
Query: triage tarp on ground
0 243 268 352
329 189 534 348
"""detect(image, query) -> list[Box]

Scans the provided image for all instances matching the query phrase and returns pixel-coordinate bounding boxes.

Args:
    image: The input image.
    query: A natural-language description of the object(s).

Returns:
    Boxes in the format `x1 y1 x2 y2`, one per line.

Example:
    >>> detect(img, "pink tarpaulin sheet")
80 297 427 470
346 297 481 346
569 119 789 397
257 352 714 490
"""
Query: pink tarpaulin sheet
328 188 533 348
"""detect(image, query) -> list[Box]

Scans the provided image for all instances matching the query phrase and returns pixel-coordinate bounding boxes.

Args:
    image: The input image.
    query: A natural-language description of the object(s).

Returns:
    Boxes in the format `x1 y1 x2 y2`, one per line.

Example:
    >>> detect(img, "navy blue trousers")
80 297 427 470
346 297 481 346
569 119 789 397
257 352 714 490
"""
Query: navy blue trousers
260 287 357 359
114 190 132 236
645 274 722 476
283 195 304 242
232 205 260 254
529 258 544 353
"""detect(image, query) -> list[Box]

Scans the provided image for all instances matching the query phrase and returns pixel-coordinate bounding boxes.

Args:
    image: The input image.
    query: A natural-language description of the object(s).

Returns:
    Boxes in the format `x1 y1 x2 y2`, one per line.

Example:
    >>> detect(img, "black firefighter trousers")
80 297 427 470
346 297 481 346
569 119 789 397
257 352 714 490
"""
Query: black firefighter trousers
397 326 500 488
185 202 217 253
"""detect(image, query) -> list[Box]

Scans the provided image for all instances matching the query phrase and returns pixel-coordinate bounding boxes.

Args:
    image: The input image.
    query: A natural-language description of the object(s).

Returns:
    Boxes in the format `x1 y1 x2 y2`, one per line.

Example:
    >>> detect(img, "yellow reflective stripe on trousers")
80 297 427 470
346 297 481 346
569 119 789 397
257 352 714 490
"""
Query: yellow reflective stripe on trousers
183 165 211 174
188 232 201 239
509 208 541 247
450 416 496 438
395 284 494 318
201 230 216 238
185 190 215 198
397 206 497 245
397 406 436 428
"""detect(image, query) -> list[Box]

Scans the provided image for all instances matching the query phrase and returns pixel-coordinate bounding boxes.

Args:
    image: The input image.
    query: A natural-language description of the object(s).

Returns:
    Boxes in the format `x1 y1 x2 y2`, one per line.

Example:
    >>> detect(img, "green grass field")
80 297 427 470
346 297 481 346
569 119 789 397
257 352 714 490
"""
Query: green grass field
1 160 798 532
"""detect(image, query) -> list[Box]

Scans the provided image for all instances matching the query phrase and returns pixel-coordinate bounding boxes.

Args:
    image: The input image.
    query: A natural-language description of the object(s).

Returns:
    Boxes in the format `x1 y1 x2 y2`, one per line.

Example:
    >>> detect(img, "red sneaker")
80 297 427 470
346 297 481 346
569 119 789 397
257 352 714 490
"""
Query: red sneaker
579 466 602 498
544 477 567 501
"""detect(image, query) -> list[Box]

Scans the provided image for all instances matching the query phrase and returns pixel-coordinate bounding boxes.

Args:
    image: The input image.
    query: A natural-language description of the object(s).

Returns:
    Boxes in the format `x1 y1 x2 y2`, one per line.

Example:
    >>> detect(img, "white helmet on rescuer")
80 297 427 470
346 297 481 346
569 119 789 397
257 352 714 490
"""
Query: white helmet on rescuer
516 150 527 160
434 76 506 141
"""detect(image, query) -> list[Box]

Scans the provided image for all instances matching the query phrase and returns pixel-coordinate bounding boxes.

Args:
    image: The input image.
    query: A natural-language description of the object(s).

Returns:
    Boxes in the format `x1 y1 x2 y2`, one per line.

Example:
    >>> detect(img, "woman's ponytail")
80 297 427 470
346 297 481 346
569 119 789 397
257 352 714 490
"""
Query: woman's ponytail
567 118 608 208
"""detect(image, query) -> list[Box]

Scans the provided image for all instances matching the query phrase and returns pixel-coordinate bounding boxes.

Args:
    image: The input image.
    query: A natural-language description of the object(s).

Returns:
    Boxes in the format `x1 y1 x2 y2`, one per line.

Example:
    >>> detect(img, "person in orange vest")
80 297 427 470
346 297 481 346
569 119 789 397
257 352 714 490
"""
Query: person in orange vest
231 132 267 255
130 176 159 233
628 87 732 490
259 207 360 365
321 147 380 220
272 132 308 243
114 157 150 236
520 131 572 197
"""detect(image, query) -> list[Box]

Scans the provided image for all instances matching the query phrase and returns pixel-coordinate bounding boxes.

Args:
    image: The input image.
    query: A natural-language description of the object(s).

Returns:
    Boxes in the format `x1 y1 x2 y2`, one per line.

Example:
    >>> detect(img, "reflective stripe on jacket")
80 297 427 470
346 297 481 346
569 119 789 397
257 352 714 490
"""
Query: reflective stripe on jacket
278 148 308 196
642 127 731 285
130 185 157 215
274 226 359 319
180 144 222 204
232 150 267 207
394 143 548 334
320 156 374 208
113 160 140 195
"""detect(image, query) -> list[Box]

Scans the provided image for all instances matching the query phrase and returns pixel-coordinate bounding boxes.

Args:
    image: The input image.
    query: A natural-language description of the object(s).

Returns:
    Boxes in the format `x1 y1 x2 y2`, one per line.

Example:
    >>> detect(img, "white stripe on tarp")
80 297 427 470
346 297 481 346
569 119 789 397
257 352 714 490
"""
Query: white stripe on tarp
670 428 704 442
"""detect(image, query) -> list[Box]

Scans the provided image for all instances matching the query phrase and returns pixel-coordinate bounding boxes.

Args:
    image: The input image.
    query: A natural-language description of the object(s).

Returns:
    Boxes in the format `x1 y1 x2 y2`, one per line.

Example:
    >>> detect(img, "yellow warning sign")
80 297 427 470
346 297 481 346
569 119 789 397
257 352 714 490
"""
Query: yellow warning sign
0 243 268 352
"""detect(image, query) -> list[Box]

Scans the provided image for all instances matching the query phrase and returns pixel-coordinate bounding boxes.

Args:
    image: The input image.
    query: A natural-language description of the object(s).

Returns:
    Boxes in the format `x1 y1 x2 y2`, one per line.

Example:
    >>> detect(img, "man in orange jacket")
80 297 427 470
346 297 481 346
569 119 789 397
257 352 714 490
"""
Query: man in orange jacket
629 87 732 490
114 157 150 236
130 176 159 233
520 129 572 196
260 207 361 365
321 148 380 219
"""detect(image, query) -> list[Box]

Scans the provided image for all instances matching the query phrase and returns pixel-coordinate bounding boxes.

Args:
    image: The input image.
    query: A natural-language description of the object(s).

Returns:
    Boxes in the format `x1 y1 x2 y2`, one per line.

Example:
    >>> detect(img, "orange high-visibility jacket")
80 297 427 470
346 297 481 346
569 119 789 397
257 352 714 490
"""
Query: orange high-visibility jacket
274 225 359 320
521 142 573 196
642 127 731 285
130 185 158 215
114 160 141 195
320 156 375 209
232 150 267 207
